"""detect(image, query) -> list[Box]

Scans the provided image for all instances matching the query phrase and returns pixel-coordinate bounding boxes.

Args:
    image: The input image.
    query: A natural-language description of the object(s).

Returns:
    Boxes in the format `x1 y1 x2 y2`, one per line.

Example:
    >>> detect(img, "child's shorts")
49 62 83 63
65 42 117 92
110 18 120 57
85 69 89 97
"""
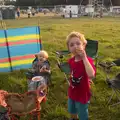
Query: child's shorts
68 98 89 120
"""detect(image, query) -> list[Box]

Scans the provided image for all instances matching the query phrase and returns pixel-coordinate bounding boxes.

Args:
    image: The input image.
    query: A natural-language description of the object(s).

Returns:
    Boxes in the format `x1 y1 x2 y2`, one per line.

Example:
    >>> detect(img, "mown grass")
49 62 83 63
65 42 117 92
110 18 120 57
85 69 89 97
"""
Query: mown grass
0 16 120 120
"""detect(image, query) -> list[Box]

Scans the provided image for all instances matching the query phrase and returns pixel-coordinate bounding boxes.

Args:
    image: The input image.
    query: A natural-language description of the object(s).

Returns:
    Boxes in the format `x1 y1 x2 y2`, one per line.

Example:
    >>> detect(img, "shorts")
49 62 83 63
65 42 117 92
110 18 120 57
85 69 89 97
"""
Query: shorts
17 12 20 17
68 98 89 120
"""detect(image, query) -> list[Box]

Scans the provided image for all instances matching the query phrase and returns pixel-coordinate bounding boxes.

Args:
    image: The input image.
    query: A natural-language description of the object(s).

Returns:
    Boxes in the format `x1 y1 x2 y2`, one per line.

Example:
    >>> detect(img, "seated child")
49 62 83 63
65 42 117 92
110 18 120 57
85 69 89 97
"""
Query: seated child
27 50 51 92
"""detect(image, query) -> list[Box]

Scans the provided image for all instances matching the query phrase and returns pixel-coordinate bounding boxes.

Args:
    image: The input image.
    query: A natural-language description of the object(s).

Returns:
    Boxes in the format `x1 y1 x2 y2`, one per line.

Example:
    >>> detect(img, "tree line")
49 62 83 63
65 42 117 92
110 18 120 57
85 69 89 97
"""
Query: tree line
6 0 120 6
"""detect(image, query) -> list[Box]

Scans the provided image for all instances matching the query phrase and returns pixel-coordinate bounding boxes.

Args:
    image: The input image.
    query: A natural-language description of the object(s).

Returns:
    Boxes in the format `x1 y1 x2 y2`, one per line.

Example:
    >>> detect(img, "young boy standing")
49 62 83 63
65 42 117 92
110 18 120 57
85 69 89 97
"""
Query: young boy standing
66 31 96 120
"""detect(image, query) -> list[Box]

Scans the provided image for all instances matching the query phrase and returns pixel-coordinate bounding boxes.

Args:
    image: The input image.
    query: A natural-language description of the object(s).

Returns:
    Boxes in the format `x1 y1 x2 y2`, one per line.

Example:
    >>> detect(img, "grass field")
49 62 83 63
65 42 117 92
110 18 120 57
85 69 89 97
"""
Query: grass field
0 16 120 120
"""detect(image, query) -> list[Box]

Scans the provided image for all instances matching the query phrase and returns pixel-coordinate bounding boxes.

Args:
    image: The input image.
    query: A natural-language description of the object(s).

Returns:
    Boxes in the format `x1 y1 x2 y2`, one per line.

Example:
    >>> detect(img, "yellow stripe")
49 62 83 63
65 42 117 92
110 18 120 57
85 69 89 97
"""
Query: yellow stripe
0 62 10 68
0 34 40 43
0 59 34 68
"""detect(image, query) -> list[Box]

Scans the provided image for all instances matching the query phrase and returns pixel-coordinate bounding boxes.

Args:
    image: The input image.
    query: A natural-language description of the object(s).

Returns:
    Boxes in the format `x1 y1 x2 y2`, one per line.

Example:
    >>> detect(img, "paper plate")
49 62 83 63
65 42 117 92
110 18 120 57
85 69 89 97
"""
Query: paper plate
32 76 44 82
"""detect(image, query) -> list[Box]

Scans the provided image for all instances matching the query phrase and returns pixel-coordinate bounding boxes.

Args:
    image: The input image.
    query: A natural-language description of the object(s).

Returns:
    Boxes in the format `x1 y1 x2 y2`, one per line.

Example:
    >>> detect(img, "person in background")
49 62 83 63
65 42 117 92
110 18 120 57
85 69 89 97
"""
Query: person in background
16 7 20 18
27 8 31 18
32 8 35 16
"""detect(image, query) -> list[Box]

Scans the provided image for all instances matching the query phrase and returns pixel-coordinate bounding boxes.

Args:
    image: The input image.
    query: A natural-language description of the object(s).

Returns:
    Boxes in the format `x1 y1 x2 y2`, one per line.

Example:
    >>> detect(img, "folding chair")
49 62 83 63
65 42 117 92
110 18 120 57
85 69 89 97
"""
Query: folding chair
99 59 120 107
85 39 98 68
55 39 98 86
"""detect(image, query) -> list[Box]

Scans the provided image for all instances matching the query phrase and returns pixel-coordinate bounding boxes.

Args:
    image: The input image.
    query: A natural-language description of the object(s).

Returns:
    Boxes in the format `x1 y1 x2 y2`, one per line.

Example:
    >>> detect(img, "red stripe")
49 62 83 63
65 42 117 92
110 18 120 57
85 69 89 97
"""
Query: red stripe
0 43 6 47
0 54 35 63
0 39 40 47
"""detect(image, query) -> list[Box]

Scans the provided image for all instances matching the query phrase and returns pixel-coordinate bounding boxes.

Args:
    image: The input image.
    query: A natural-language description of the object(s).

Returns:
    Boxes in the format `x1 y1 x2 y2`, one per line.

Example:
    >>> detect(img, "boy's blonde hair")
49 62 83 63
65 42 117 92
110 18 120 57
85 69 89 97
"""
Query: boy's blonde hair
66 31 87 46
35 50 49 59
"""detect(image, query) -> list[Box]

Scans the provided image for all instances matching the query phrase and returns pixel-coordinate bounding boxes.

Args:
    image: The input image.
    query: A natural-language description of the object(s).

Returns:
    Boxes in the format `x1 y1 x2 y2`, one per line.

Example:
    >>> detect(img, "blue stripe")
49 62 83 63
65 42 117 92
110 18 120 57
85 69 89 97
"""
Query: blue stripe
0 68 11 72
0 30 5 38
9 43 41 57
0 43 41 58
0 46 9 58
7 26 40 37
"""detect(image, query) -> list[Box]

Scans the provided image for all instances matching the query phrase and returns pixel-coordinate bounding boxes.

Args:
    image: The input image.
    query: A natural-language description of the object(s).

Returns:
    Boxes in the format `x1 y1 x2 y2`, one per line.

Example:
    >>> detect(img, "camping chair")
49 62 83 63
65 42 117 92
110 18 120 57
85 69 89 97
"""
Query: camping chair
0 90 47 120
99 59 120 107
55 39 98 85
25 57 52 86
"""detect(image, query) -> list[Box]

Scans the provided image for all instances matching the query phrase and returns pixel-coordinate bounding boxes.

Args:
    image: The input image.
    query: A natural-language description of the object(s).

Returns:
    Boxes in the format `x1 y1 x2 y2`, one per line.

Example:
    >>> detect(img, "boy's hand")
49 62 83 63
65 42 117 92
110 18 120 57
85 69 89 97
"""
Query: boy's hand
76 48 87 59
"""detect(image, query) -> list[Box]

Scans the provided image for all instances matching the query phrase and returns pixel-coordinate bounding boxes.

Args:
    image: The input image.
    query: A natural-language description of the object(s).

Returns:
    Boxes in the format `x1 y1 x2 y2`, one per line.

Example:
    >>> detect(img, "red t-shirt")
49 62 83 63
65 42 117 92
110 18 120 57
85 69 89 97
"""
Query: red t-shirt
68 56 96 104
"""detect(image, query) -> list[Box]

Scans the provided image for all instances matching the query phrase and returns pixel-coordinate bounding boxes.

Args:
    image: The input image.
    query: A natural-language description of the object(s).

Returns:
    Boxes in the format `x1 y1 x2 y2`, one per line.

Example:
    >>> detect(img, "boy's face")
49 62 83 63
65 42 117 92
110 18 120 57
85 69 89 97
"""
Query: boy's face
68 37 85 55
37 53 46 62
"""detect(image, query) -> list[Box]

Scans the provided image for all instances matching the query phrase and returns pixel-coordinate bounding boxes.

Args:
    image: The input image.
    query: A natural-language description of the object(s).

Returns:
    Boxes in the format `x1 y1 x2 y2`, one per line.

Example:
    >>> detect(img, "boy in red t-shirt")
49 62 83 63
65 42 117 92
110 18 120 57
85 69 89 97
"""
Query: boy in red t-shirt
66 31 96 120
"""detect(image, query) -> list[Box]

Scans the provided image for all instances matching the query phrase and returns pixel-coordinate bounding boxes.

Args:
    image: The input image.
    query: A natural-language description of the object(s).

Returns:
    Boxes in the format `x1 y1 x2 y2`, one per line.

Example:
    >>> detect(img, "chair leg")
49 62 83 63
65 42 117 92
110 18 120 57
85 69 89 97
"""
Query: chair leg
110 101 120 107
37 111 40 120
107 88 120 107
37 102 41 120
107 89 115 106
115 89 120 101
63 73 70 86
